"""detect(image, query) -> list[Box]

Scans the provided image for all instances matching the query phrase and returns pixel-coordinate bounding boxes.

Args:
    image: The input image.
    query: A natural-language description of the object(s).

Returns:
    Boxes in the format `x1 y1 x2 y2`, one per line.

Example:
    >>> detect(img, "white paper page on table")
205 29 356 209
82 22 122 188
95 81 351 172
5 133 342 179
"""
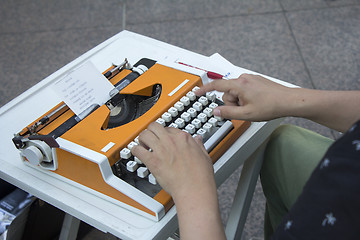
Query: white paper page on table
52 61 116 119
209 53 298 88
208 53 237 74
173 53 242 81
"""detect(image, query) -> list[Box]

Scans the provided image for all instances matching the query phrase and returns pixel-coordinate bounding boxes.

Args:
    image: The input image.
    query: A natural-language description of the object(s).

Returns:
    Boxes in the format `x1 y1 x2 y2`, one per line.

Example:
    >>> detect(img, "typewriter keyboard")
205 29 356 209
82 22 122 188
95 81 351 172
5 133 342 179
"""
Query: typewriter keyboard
112 86 234 197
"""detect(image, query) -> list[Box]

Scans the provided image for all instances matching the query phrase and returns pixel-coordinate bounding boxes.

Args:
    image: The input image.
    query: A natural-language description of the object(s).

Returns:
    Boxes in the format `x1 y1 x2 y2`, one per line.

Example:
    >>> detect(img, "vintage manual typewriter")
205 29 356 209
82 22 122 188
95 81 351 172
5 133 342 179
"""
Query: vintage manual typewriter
12 58 250 221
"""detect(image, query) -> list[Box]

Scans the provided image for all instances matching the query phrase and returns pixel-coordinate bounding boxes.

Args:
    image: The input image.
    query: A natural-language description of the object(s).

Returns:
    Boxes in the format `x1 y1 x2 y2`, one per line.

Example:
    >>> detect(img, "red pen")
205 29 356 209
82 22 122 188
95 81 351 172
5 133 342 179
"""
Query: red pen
177 61 226 79
206 71 224 79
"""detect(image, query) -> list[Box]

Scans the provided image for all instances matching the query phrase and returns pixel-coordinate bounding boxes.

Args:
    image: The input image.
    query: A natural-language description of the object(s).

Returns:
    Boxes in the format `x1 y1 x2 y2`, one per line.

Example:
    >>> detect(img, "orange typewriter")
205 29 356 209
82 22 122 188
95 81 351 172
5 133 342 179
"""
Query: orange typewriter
12 58 250 221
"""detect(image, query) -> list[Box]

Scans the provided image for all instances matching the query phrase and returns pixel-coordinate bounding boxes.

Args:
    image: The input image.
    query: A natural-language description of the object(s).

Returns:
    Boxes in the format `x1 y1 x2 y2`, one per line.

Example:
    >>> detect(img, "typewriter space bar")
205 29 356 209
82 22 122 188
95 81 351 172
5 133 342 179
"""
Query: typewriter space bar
204 120 234 153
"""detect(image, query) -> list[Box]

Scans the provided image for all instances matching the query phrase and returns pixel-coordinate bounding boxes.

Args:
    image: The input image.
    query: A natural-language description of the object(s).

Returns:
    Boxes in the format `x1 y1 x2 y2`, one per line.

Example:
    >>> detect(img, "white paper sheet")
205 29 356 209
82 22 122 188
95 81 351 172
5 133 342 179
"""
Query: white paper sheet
52 61 115 118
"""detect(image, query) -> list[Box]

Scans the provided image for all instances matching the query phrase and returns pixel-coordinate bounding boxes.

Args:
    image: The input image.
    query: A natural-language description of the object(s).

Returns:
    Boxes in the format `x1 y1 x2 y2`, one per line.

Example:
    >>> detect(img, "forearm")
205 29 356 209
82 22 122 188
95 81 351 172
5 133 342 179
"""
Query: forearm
283 88 360 132
174 187 226 240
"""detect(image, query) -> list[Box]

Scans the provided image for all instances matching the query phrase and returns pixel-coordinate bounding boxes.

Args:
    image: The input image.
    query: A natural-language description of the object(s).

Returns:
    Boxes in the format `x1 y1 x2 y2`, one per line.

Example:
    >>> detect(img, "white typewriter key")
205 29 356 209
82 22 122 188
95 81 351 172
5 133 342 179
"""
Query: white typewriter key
192 86 200 92
185 124 196 134
203 107 213 117
168 107 178 117
186 91 196 101
181 112 191 122
174 101 184 111
187 107 197 118
134 136 140 144
192 102 203 111
208 117 218 127
134 156 142 164
162 112 172 122
137 167 149 178
209 102 218 109
197 113 208 123
148 174 157 185
206 92 216 101
169 123 179 128
175 118 185 128
126 161 138 172
191 118 202 128
120 148 131 159
198 96 209 106
182 129 189 134
197 128 207 138
180 96 190 106
215 115 224 121
156 118 166 126
127 141 138 150
203 123 213 133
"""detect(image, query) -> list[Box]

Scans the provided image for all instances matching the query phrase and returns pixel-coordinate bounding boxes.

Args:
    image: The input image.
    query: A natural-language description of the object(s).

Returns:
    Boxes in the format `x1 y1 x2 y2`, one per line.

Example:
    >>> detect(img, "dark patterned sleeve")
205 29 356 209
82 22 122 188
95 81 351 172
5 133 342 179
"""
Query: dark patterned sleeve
271 120 360 240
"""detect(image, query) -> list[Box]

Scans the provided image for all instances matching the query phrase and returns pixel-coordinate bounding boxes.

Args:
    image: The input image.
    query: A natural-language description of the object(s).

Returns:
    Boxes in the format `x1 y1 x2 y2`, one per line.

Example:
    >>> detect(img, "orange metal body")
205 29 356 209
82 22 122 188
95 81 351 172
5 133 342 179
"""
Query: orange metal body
20 64 250 218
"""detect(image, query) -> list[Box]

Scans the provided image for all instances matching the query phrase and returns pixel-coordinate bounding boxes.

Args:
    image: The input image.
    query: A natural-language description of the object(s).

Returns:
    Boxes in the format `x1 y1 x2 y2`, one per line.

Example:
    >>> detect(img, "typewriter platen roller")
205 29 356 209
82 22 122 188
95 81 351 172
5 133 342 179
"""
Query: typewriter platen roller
12 58 250 221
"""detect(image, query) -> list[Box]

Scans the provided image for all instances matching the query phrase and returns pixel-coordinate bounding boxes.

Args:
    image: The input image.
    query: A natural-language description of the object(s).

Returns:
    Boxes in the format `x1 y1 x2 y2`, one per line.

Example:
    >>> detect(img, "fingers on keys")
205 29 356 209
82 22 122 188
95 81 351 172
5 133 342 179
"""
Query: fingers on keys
195 79 233 96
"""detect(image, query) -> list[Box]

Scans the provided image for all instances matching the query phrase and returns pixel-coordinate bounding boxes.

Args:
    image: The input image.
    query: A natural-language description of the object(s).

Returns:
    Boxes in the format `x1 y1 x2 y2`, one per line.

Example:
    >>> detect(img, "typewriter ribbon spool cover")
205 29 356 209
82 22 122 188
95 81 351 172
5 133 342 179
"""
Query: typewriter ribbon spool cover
12 58 250 221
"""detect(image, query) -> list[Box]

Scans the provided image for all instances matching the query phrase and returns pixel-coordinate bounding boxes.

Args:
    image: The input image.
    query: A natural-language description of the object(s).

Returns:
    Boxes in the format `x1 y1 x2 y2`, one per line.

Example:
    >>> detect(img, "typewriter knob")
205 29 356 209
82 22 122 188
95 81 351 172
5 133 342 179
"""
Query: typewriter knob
23 146 44 166
132 65 148 75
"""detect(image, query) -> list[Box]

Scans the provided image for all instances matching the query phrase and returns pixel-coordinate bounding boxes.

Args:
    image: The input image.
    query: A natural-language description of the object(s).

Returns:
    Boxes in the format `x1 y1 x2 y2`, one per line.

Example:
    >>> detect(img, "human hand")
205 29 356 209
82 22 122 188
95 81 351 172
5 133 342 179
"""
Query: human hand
132 123 225 239
196 74 293 121
131 122 216 200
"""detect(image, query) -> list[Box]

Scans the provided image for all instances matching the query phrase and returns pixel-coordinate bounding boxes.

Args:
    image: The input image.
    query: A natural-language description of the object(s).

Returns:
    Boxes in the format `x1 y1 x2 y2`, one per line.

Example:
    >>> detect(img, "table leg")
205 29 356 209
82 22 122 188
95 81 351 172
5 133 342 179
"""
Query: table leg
59 213 81 240
225 142 267 240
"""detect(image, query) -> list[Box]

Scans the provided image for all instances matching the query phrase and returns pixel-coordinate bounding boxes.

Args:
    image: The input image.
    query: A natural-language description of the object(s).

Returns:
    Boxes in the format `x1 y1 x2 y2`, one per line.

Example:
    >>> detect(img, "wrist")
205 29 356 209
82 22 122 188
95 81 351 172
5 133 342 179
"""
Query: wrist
173 186 225 239
172 175 220 218
278 87 312 119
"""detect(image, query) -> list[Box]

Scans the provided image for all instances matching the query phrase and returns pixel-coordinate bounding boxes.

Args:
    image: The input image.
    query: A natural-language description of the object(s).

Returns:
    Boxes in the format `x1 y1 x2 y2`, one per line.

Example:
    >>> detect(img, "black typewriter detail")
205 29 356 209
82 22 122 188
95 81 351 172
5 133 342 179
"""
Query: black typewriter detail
112 159 163 198
106 84 162 129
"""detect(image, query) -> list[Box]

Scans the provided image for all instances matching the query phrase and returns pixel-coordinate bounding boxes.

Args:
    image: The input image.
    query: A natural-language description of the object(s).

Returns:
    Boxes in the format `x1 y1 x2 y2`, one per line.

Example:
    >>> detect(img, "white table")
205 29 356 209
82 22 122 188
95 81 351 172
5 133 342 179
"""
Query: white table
0 31 288 240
